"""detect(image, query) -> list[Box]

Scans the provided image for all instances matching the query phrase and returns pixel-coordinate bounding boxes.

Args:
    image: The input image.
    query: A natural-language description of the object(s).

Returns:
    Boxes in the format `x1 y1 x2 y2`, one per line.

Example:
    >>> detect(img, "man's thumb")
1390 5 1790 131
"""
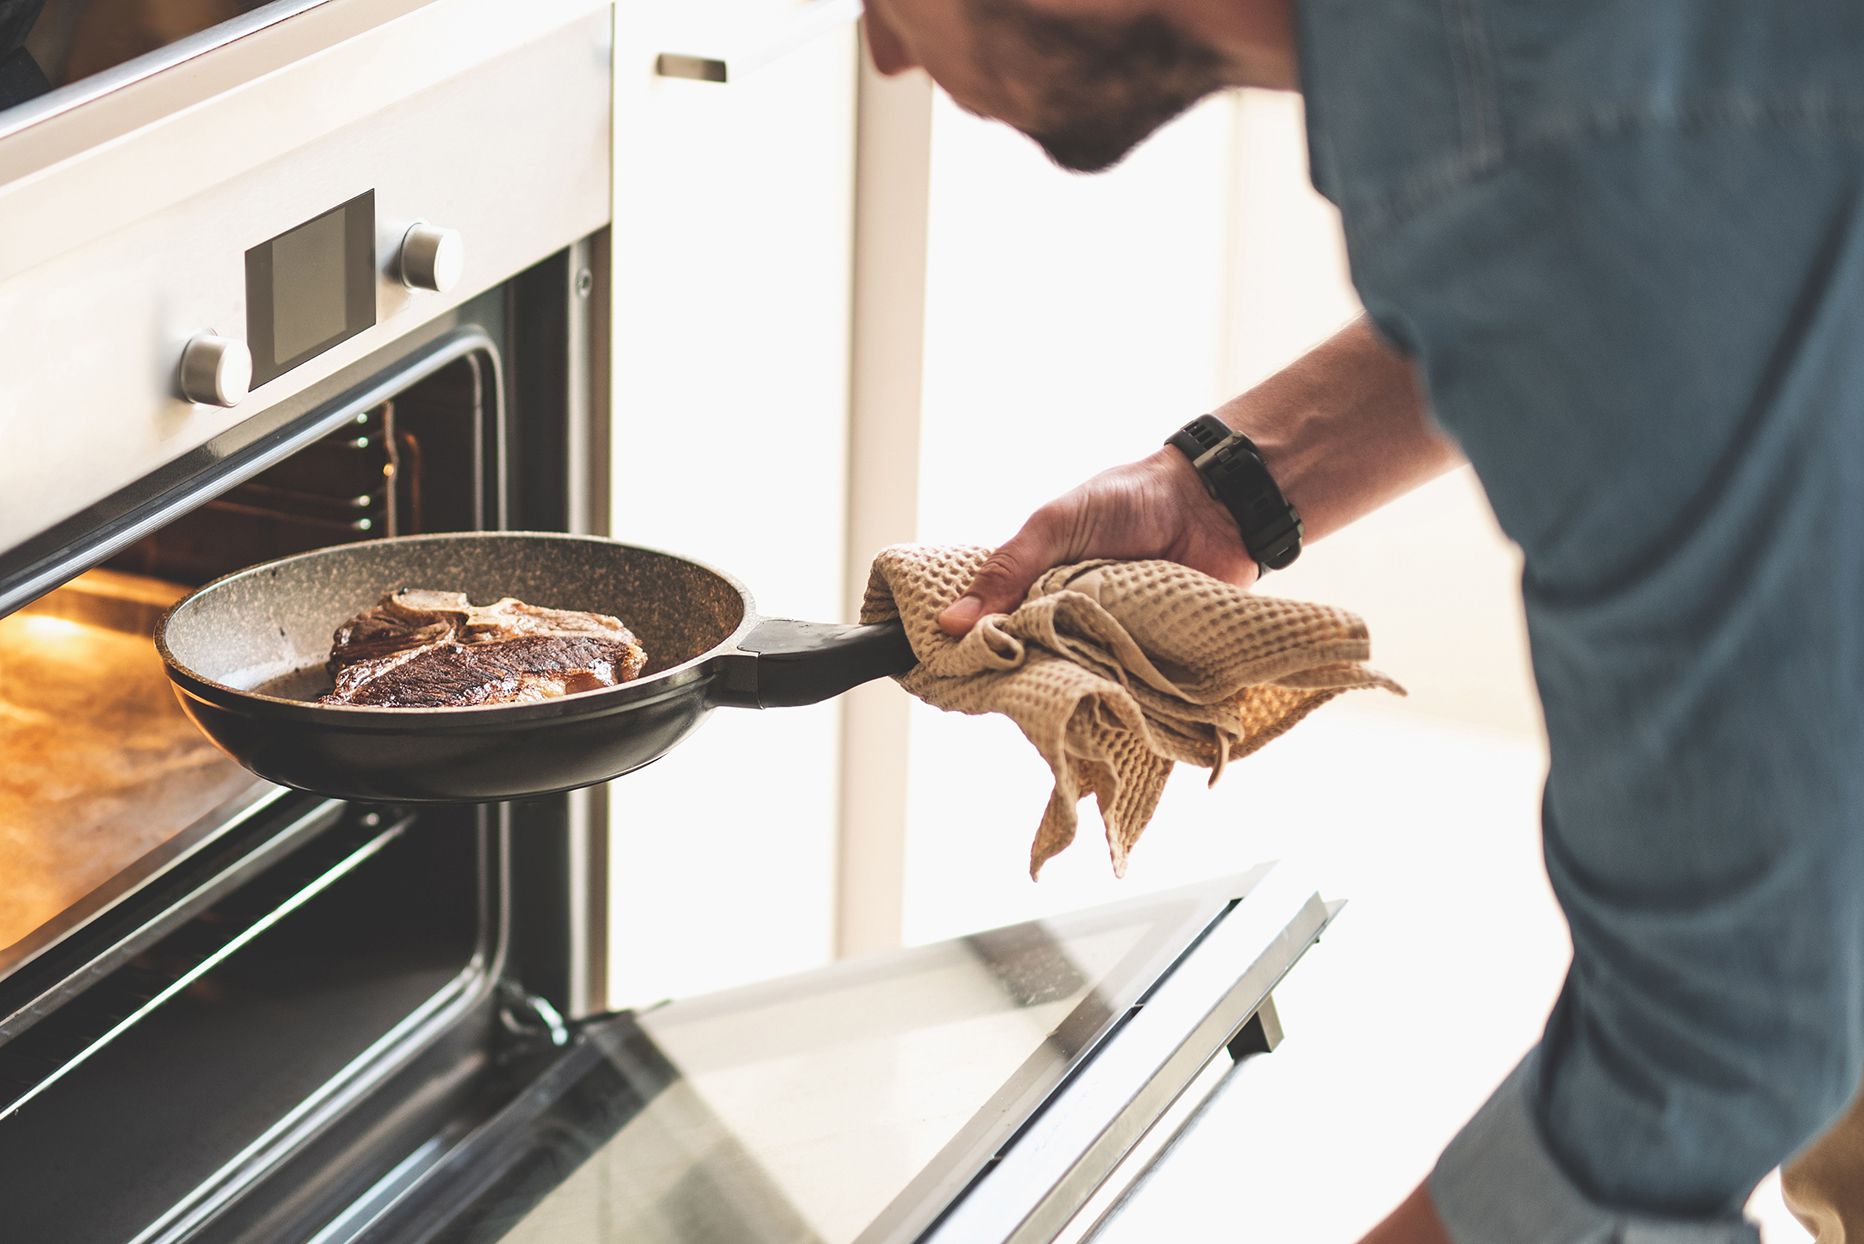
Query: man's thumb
936 536 1050 636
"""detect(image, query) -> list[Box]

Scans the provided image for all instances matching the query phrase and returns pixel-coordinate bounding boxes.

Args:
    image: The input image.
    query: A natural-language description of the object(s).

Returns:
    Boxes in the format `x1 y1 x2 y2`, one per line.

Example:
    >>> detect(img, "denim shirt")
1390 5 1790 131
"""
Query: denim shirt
1296 2 1864 1239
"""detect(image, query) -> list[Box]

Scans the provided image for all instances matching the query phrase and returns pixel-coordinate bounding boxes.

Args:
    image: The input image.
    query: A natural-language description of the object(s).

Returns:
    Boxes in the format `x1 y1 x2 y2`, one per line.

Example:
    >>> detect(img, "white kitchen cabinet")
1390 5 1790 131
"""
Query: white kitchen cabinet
607 2 858 1005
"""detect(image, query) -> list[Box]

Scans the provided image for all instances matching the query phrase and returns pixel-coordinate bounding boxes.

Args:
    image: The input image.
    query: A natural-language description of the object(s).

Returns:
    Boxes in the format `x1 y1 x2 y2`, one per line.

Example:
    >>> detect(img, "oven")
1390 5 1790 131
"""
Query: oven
0 3 1339 1241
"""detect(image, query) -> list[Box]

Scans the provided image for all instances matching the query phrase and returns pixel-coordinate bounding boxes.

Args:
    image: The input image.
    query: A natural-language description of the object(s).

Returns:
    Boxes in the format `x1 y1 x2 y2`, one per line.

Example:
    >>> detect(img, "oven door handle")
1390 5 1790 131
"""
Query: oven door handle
654 0 862 84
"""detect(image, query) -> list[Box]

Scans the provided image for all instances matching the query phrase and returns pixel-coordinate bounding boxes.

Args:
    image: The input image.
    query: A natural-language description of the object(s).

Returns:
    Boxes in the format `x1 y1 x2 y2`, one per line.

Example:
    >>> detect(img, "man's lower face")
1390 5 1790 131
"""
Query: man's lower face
1026 87 1209 173
968 4 1229 175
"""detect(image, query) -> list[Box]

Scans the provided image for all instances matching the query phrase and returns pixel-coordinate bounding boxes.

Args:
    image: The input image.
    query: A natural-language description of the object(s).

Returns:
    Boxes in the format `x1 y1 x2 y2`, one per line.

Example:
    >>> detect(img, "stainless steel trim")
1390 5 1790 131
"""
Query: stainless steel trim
1069 997 1287 1241
0 0 329 145
581 230 612 540
0 0 607 233
1234 992 1285 1056
849 893 1228 1244
2 819 410 1125
1078 1056 1269 1242
923 864 1336 1244
1058 1054 1233 1244
562 231 609 1019
0 784 293 1026
137 970 497 1244
300 1137 450 1244
1 327 501 616
479 807 509 993
563 786 606 1020
563 234 600 542
655 0 860 82
135 804 506 1244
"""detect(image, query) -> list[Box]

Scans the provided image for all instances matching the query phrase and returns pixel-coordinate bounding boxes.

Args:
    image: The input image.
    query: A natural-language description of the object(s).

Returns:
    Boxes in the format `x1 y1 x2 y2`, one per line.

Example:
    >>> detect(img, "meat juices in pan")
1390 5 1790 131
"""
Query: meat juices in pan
321 588 647 707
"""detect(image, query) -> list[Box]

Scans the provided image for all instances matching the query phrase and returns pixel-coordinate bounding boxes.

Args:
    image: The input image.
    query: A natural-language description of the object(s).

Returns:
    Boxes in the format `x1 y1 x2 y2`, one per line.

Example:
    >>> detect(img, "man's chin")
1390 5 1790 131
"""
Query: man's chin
1032 129 1145 174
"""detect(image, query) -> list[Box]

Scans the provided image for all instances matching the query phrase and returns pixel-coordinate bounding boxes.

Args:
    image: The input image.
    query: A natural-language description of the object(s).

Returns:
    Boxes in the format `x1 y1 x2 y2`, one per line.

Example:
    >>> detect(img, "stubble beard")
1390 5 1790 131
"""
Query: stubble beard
970 2 1231 175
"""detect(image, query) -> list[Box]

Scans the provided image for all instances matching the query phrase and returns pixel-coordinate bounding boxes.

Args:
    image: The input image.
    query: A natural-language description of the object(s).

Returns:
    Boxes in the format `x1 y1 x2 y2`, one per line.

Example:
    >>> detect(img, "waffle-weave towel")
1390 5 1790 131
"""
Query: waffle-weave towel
861 545 1403 877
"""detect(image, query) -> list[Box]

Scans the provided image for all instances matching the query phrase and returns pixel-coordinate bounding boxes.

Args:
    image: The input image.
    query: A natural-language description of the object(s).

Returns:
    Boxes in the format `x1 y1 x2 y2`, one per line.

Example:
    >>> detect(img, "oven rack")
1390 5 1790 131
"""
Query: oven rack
0 804 414 1118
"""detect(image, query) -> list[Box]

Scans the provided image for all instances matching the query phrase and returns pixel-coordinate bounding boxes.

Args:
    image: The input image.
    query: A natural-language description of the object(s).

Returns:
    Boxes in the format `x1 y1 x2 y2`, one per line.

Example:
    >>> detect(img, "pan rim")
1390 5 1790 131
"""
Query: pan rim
154 531 758 724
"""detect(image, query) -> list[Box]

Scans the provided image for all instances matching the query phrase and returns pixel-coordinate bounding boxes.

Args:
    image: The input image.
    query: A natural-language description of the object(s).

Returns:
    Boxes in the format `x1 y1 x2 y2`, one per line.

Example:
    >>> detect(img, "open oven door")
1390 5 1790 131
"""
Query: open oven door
337 863 1336 1244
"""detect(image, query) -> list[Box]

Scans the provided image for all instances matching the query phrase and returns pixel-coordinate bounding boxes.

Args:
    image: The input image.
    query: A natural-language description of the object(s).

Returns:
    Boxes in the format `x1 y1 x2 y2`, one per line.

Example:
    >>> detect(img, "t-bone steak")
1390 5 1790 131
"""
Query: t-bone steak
320 588 647 707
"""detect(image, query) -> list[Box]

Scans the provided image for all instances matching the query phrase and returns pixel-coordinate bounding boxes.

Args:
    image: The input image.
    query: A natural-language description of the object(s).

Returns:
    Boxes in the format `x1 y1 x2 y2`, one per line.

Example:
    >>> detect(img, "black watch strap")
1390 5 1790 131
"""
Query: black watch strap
1166 414 1304 572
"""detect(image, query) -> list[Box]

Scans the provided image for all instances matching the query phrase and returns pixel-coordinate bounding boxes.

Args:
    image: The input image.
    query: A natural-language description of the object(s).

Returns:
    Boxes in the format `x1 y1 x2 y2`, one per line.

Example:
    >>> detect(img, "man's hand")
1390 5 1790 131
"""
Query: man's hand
935 445 1257 636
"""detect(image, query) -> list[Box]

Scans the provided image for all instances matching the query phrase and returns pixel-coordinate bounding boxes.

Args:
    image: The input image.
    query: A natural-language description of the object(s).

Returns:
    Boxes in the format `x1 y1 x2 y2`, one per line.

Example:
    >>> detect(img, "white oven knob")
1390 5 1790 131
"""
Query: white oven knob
179 333 252 407
400 222 465 293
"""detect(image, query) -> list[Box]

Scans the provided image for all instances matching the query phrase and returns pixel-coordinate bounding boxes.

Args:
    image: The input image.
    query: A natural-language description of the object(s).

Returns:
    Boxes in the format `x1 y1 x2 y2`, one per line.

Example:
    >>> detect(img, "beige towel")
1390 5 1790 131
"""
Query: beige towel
861 545 1403 878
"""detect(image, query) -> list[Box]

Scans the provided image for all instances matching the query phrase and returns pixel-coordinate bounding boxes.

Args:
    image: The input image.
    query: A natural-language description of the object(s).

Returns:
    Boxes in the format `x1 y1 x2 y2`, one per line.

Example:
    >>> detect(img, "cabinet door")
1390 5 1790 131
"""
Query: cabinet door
608 3 858 1005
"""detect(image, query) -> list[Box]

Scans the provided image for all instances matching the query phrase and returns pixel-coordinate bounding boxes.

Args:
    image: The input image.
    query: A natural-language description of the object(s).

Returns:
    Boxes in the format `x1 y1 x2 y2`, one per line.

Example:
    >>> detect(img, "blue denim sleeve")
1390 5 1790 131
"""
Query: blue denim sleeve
1431 1057 1759 1244
1298 1 1864 1236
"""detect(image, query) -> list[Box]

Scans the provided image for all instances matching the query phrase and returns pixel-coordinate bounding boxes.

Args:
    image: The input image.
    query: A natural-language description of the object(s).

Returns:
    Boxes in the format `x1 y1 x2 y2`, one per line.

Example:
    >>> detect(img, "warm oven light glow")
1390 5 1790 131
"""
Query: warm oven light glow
5 614 90 644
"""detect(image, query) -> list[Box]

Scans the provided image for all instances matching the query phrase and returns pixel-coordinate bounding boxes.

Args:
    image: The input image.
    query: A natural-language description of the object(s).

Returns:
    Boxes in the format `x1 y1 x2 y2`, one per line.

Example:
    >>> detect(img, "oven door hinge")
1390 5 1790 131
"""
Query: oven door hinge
495 980 571 1058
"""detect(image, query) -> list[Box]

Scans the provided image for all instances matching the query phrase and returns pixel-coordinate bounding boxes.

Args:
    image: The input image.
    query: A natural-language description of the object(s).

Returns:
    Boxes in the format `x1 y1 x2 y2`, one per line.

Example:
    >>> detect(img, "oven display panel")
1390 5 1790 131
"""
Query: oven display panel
245 191 376 387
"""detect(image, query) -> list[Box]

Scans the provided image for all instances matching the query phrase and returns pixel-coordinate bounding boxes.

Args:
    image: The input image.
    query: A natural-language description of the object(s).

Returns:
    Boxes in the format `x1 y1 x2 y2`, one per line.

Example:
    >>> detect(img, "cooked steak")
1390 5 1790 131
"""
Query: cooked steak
321 588 647 708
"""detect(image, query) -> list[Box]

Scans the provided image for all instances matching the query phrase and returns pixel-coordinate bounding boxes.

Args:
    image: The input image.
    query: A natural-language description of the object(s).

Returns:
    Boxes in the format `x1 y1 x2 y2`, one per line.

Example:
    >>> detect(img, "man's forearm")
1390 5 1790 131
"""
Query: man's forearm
1215 316 1461 543
1361 1181 1456 1244
938 316 1461 630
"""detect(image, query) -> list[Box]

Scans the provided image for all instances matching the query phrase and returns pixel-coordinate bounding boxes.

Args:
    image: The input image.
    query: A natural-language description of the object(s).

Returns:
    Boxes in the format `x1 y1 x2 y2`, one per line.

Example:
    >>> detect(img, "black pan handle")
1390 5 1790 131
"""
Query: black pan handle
714 617 916 709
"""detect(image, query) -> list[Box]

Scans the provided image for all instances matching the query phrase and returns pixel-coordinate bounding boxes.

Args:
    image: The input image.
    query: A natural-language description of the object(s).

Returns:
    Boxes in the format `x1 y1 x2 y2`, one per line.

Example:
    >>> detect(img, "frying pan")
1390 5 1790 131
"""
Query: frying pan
154 532 916 802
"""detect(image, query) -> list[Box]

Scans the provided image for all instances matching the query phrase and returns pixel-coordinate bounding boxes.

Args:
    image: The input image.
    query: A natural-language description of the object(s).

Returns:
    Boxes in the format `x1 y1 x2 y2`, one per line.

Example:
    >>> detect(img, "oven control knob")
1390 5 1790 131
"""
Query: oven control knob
400 222 465 293
179 334 252 407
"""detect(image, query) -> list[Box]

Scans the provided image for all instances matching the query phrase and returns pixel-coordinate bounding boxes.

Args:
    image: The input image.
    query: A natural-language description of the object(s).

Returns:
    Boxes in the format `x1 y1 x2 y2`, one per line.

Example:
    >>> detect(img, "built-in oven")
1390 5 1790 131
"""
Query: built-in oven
0 3 1340 1240
0 249 613 1242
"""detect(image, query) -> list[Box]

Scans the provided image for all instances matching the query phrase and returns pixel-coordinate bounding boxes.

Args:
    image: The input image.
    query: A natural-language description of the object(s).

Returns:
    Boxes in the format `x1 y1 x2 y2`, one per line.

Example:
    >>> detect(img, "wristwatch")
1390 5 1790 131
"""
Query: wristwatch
1165 414 1304 572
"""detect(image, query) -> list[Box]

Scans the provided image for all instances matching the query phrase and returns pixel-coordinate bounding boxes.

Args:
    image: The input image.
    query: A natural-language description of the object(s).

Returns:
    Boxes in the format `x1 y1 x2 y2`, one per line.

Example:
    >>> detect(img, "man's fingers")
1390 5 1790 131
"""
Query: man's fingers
937 594 986 635
937 517 1061 636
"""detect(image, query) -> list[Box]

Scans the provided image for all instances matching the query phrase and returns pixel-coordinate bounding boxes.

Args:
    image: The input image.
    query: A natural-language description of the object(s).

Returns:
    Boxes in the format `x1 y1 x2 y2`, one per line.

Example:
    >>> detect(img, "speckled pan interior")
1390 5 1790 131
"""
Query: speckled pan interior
158 532 749 699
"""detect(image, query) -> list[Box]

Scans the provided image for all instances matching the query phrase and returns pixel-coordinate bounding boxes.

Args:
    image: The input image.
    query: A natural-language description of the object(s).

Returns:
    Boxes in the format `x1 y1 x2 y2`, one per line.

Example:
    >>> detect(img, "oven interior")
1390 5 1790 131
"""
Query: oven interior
1 354 491 966
0 327 558 1242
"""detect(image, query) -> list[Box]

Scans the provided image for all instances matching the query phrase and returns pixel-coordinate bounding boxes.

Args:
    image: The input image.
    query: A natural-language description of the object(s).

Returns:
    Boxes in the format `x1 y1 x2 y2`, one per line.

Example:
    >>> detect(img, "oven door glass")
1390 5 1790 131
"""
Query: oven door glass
351 866 1333 1244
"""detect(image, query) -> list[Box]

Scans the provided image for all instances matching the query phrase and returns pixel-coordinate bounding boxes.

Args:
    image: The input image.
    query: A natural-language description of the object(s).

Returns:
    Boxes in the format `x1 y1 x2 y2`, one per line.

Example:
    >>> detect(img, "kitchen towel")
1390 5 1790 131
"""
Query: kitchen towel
861 544 1403 878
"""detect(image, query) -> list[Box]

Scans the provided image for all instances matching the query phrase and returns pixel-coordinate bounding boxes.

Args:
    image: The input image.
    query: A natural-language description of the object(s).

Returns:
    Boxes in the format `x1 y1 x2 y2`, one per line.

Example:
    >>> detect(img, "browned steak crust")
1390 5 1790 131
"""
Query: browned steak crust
321 589 647 707
328 634 645 707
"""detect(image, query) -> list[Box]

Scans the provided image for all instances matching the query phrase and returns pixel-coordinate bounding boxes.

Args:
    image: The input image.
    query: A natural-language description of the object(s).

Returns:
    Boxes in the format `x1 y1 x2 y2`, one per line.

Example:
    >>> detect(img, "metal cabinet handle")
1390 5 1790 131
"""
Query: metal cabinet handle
655 0 861 83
